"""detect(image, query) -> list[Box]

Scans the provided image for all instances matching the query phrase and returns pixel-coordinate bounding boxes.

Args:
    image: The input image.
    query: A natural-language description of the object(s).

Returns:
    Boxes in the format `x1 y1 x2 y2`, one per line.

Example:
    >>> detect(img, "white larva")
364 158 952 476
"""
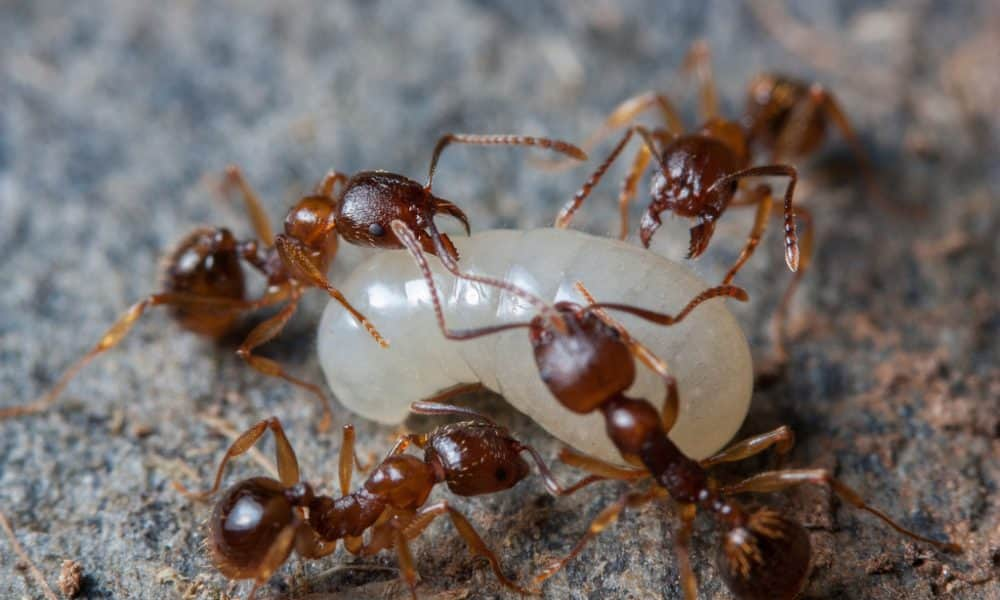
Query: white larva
317 228 752 463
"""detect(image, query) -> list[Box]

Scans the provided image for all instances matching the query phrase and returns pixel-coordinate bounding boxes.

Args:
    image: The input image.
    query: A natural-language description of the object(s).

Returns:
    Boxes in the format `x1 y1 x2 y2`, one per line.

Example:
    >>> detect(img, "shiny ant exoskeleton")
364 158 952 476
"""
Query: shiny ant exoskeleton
4 134 584 429
391 219 961 600
548 46 817 368
174 402 599 599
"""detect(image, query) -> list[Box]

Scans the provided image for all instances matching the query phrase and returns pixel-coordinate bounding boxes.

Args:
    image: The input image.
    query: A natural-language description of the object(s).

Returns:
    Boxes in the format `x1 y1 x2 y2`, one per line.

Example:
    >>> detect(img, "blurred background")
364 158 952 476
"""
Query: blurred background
1 1 997 598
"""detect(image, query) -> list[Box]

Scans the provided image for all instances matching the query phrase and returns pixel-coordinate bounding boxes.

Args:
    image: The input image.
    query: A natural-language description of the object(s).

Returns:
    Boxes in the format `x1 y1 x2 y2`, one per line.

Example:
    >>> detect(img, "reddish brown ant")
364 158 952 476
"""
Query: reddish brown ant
549 45 815 368
391 219 961 600
174 401 600 599
3 134 584 429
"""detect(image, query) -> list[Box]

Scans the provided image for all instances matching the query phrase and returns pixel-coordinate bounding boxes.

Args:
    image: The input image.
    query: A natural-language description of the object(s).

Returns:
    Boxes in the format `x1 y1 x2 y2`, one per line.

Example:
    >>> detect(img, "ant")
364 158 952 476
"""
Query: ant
391 219 961 600
549 45 816 369
174 401 601 599
3 134 585 429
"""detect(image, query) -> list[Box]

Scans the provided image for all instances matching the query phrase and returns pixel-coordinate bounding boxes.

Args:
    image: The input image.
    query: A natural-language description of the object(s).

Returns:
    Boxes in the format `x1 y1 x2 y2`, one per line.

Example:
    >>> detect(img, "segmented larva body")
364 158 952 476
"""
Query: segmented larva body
318 228 751 463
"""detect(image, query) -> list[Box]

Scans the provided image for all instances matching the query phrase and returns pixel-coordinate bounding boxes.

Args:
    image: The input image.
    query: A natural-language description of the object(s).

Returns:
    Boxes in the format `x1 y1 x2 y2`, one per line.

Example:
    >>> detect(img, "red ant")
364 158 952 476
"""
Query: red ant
548 45 817 368
391 219 961 600
174 401 600 599
3 134 584 429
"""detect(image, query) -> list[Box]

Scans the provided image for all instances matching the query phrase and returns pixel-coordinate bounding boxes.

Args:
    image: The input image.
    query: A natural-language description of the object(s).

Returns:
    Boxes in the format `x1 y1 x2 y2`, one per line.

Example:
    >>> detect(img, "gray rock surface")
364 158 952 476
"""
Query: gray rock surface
1 1 997 598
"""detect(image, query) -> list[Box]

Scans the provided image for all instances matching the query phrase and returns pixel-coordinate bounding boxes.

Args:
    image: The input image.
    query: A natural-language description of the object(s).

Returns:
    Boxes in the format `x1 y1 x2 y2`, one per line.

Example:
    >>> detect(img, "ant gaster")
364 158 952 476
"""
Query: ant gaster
3 134 584 428
392 219 961 600
175 402 600 599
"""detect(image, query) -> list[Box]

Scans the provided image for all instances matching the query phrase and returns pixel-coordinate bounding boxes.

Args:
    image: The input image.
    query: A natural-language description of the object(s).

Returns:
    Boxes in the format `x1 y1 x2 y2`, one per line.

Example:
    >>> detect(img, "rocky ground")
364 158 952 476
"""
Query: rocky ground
1 1 997 598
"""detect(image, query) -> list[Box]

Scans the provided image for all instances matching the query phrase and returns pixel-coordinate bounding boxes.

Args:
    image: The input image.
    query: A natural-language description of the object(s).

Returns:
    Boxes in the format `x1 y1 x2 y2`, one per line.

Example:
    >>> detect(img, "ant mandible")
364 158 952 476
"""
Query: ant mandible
174 401 600 599
391 219 961 600
3 133 585 429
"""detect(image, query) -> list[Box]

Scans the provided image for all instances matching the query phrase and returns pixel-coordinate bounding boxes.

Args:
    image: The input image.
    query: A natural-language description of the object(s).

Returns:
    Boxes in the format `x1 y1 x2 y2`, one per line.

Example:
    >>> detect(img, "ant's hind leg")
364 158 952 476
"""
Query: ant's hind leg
403 501 534 595
721 468 962 553
223 166 275 246
234 289 336 432
1 292 265 420
699 425 795 469
174 416 300 499
533 487 664 586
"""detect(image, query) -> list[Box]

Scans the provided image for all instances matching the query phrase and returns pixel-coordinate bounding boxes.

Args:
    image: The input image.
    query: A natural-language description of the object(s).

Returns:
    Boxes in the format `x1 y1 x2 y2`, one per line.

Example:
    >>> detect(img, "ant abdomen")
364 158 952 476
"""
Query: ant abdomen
716 509 812 600
207 477 297 581
161 227 245 337
424 421 531 496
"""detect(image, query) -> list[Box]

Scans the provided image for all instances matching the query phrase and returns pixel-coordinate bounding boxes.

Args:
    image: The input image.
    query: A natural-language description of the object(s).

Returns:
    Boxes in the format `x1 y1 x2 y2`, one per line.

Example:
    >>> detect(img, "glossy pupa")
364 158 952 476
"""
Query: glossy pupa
317 227 752 463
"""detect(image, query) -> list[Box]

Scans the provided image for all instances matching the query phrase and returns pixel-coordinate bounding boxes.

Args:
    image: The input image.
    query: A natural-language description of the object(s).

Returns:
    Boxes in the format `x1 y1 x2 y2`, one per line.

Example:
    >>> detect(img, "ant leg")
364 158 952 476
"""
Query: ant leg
615 140 653 239
707 164 799 271
722 184 775 284
401 501 534 595
392 528 421 600
315 169 349 198
534 487 664 585
555 126 668 231
339 424 358 495
558 447 649 481
1 292 273 420
682 39 719 121
699 425 795 468
174 416 300 499
770 205 814 367
390 220 540 341
721 469 962 553
538 92 685 173
813 86 904 213
575 281 680 431
223 165 275 246
234 288 336 432
274 235 388 347
425 133 586 192
674 503 699 600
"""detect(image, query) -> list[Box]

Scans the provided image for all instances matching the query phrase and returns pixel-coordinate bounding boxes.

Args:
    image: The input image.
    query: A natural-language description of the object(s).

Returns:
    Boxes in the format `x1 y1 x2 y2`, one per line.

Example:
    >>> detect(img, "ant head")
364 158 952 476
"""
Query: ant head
161 227 245 336
716 507 812 600
335 171 470 251
207 477 300 581
284 195 339 252
424 421 531 496
529 304 636 414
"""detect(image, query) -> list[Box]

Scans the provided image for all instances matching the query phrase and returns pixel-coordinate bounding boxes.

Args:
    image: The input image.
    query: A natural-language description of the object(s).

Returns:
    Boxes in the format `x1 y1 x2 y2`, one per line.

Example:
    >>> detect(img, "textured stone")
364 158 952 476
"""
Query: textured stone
1 1 997 599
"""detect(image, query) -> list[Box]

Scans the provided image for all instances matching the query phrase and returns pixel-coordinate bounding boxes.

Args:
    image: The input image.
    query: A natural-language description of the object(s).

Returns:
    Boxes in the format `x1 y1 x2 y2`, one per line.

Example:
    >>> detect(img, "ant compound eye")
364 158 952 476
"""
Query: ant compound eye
369 223 386 237
716 509 811 600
